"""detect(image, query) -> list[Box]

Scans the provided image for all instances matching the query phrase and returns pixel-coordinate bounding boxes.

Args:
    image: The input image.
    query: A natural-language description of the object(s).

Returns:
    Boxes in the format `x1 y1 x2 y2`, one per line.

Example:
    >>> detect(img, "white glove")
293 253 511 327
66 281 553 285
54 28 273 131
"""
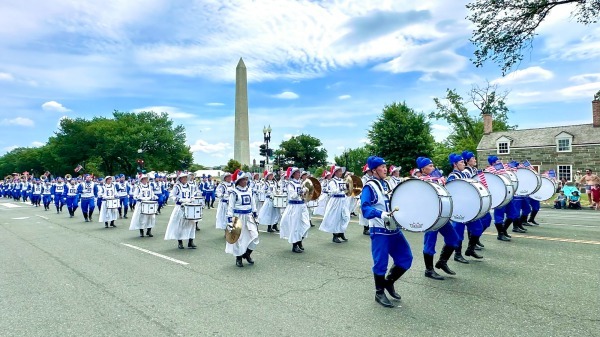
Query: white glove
381 211 391 222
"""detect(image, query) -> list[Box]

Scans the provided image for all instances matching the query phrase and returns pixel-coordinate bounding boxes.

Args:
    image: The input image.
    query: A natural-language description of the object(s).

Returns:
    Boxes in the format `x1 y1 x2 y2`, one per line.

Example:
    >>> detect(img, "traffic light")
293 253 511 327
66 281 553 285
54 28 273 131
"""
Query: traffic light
259 160 265 168
267 148 273 157
259 144 267 156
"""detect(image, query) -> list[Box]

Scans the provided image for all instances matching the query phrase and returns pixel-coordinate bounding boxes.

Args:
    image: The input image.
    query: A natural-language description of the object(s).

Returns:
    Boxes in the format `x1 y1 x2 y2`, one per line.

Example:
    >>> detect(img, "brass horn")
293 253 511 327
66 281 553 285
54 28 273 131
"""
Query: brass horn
225 217 242 244
64 174 72 180
344 175 363 197
302 176 321 202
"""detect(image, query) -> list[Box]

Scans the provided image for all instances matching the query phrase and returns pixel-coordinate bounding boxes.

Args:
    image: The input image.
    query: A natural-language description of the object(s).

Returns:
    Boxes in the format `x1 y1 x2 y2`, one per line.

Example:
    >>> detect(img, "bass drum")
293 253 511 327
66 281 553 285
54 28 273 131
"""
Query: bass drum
445 179 492 222
502 171 519 193
389 179 452 232
475 172 513 208
514 168 541 196
529 176 555 201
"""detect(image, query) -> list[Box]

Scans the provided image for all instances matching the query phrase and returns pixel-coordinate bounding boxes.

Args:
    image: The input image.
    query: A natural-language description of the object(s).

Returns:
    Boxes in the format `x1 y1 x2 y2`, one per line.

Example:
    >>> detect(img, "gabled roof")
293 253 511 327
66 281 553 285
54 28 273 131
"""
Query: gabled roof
477 124 600 149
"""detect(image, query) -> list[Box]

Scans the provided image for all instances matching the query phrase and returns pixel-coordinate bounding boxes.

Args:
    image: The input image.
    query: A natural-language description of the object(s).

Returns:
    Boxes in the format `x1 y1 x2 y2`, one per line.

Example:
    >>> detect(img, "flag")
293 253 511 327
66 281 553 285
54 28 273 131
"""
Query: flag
477 170 488 188
74 164 83 173
547 170 556 178
494 163 507 174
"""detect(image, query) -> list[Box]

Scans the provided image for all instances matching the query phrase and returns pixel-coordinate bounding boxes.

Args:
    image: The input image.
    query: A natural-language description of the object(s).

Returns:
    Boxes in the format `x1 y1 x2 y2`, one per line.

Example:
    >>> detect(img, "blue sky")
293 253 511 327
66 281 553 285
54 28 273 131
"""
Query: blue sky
1 0 599 167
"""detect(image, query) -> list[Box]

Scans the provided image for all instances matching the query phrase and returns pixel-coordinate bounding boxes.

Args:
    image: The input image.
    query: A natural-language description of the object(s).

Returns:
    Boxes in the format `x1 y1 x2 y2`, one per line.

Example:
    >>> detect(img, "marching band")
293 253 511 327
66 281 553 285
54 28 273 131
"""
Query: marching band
0 152 557 308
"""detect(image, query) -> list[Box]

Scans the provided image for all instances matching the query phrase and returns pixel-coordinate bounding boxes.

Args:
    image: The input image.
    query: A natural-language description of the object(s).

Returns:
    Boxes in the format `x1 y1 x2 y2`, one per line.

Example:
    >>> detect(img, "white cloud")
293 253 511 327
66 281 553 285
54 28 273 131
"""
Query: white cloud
491 66 554 86
132 106 195 119
515 91 542 97
431 123 450 142
0 72 14 81
272 91 299 99
1 117 34 127
189 139 231 154
3 145 19 152
283 133 297 140
359 138 369 144
41 100 71 113
205 102 225 106
318 121 357 127
31 141 44 147
338 95 351 100
57 116 70 127
569 73 600 84
558 82 600 98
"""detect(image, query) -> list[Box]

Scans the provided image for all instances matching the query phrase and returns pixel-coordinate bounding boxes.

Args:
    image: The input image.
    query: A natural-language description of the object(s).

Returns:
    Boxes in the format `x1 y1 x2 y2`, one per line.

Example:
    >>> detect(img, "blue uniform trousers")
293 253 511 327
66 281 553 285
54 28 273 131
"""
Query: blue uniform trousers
370 227 413 275
54 194 65 209
81 197 95 215
129 195 136 208
452 219 484 242
514 197 531 217
156 194 164 208
119 196 129 215
205 191 215 205
528 198 540 211
96 198 103 210
43 195 52 207
423 222 459 255
479 212 492 231
66 196 78 212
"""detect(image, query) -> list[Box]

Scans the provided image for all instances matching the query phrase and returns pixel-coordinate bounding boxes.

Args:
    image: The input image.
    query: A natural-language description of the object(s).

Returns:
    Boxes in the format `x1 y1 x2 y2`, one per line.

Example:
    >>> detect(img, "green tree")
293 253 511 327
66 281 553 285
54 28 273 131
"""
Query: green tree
467 0 600 74
367 102 435 171
223 159 242 173
189 163 208 172
277 134 328 170
334 146 371 176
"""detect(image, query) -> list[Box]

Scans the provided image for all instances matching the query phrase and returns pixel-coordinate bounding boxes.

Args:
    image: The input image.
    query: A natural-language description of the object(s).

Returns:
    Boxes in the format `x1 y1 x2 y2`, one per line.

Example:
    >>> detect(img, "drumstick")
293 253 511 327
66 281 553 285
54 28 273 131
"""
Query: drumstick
389 207 399 216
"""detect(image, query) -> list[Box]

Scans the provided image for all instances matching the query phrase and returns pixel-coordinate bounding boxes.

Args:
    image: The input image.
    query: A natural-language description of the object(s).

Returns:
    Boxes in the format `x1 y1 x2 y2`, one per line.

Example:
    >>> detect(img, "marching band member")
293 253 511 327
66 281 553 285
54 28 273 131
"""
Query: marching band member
508 160 533 232
279 167 311 253
361 156 412 308
96 178 105 211
250 172 261 211
320 165 350 243
226 170 259 267
164 173 197 249
257 170 280 233
77 174 97 222
129 174 156 237
151 175 165 214
128 178 137 211
388 165 403 190
300 170 315 227
313 170 331 217
99 176 119 228
527 197 541 225
116 175 130 219
359 164 373 235
31 179 42 207
51 177 66 213
462 150 490 249
42 179 53 211
417 157 460 281
64 178 80 218
485 156 513 241
447 154 483 262
215 172 233 231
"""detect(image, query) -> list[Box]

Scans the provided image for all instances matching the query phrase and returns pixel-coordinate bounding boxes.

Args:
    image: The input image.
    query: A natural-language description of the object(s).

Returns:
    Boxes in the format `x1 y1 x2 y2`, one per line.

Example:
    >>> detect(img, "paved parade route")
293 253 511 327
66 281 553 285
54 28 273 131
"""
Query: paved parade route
1 202 599 337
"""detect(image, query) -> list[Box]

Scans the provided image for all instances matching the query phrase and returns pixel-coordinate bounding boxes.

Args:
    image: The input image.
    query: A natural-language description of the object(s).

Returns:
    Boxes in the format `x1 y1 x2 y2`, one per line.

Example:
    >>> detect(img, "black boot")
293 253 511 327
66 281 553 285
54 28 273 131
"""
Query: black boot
110 220 116 227
310 220 314 227
435 245 456 275
236 256 243 267
146 228 153 237
521 215 531 226
424 253 444 280
503 219 513 238
453 245 469 264
292 242 303 253
139 229 144 237
272 224 279 232
188 239 197 249
297 240 304 251
528 210 539 225
267 225 275 233
178 240 184 249
384 265 407 300
363 226 370 235
465 236 483 259
88 211 93 221
84 214 89 222
496 223 511 241
332 233 342 243
105 222 109 228
118 209 122 218
339 233 348 241
243 249 254 264
374 274 394 308
476 236 485 248
196 222 200 231
211 201 215 208
513 217 527 232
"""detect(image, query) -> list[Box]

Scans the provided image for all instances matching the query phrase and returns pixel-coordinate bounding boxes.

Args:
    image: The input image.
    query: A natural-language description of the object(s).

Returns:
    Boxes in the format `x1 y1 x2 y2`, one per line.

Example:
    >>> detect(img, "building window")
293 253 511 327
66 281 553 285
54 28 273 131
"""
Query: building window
557 165 572 181
497 142 509 154
556 138 572 152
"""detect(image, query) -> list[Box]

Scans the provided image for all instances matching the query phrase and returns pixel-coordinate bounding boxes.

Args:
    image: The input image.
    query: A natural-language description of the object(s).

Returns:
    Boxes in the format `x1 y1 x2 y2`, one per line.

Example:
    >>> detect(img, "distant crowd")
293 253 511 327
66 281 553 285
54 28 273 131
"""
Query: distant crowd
554 169 600 210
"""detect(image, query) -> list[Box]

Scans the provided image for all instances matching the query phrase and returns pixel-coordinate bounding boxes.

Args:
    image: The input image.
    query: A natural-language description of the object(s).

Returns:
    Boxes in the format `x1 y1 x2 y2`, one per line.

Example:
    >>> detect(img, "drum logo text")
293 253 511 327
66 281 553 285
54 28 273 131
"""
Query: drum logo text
409 222 423 229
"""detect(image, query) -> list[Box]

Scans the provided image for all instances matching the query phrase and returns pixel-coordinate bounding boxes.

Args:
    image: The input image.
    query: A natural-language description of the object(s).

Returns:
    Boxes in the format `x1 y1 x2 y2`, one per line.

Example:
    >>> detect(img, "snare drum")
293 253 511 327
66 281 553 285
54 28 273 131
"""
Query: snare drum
389 179 452 232
105 198 119 209
183 203 203 220
140 201 158 215
445 178 492 222
529 176 555 201
273 194 287 208
475 172 513 208
514 168 542 196
193 196 205 207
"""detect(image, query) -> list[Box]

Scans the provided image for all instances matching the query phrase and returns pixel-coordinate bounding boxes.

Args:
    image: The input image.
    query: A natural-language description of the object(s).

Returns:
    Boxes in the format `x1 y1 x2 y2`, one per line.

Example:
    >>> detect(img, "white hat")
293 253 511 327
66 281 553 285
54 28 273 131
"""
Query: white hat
177 172 189 181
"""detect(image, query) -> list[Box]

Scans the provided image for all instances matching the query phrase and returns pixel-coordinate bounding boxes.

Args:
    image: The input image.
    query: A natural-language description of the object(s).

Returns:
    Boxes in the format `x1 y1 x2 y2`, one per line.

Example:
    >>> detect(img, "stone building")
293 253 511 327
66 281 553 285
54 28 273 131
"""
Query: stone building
476 98 600 182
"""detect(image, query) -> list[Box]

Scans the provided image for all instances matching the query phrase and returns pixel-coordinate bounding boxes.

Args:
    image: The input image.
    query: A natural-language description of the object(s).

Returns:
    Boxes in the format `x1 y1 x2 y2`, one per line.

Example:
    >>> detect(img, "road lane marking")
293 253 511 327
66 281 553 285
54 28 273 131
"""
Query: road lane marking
11 217 30 220
1 203 22 208
543 223 597 228
36 215 49 220
483 232 600 245
121 243 189 265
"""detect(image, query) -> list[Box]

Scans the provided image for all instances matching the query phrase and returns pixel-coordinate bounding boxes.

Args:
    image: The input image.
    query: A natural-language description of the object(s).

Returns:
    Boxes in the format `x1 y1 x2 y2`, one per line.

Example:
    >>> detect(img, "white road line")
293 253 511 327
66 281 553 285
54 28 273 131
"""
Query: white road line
35 215 49 220
0 203 22 208
11 217 30 220
121 243 189 265
543 223 597 228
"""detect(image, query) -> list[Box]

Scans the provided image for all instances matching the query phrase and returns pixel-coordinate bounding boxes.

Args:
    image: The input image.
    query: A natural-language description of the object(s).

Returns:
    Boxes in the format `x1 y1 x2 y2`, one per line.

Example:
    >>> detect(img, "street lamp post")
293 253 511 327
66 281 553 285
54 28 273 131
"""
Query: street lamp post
263 125 272 164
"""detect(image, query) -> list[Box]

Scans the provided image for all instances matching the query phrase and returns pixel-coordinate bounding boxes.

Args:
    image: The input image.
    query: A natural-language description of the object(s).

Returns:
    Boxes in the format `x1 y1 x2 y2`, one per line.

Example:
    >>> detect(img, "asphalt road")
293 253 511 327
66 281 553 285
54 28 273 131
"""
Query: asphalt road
1 200 599 337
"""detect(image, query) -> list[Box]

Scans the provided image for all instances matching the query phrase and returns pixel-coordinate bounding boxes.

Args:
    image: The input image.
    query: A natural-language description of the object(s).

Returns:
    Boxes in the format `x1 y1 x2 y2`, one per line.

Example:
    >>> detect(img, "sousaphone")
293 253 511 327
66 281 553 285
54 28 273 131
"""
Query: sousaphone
302 176 321 202
225 217 242 244
344 175 363 197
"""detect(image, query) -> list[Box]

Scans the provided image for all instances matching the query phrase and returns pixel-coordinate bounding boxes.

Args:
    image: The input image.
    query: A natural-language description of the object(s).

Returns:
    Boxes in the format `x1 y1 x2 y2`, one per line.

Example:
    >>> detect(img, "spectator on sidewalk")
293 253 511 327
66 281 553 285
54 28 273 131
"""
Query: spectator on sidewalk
568 191 582 209
579 169 600 206
591 184 600 211
554 191 567 209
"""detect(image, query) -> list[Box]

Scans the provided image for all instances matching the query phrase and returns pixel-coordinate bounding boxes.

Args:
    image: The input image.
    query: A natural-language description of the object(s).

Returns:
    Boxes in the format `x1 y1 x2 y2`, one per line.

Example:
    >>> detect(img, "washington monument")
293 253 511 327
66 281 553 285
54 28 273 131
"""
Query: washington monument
234 58 250 166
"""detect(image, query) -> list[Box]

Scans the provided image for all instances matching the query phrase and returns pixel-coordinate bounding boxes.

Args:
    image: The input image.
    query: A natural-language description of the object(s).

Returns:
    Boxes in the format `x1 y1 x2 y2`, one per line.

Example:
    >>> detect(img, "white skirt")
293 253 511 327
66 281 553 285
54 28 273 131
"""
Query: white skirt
279 204 311 244
215 199 229 230
99 203 118 222
257 198 280 226
319 196 350 234
313 194 329 216
164 205 196 241
225 214 259 256
128 204 156 230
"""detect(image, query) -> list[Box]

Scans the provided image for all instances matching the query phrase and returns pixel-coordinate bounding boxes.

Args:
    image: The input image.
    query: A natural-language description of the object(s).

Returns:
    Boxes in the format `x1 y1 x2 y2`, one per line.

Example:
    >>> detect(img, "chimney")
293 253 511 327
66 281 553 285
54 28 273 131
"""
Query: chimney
483 113 493 134
593 99 600 128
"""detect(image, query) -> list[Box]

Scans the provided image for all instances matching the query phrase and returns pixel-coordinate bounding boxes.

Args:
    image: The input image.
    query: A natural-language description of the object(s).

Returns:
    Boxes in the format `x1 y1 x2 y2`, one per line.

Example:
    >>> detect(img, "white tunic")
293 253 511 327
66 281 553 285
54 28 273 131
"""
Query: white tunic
257 180 280 226
164 183 196 241
99 183 119 222
225 186 259 256
129 184 156 230
279 179 311 244
313 178 330 216
358 174 372 226
215 181 233 230
319 177 350 234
